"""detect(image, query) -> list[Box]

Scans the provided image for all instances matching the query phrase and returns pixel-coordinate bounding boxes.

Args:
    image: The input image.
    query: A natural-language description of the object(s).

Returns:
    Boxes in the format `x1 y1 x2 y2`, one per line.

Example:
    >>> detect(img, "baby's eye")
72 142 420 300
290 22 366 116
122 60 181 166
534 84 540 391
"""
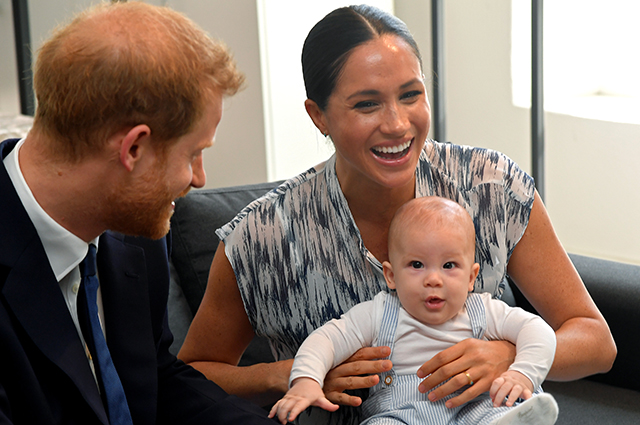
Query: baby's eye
411 261 424 269
443 262 455 269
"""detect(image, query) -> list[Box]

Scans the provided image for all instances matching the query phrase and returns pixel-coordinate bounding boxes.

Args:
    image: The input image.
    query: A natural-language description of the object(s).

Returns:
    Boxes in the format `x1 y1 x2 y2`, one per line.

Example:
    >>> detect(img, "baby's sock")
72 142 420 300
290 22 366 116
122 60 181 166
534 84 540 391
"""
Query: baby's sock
490 393 558 425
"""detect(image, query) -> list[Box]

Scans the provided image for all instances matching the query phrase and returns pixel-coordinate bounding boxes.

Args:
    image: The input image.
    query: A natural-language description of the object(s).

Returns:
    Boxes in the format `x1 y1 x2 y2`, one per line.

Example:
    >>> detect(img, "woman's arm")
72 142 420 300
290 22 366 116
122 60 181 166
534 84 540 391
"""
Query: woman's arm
416 191 616 408
178 243 292 407
506 191 616 379
178 242 393 407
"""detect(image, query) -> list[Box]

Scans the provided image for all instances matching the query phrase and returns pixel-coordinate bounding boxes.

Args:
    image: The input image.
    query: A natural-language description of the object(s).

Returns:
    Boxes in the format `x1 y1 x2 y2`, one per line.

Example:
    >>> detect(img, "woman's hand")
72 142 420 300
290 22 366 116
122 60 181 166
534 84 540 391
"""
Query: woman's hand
416 338 516 409
322 346 393 406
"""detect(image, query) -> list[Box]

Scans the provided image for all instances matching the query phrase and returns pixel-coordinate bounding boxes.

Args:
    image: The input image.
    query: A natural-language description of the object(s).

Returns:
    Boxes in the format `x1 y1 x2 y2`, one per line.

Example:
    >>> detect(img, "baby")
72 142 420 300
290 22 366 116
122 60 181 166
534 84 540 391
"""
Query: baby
269 196 559 424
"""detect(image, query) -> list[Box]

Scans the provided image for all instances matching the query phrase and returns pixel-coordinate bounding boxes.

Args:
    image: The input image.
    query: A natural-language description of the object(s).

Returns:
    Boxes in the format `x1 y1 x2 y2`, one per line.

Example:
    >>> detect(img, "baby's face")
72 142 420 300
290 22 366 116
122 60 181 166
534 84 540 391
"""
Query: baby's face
383 222 479 326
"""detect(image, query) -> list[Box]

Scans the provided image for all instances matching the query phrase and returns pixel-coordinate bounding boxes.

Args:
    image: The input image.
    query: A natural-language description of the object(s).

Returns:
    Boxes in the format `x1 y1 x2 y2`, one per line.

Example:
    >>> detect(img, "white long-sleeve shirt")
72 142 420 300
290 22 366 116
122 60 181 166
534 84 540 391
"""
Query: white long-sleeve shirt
291 292 556 390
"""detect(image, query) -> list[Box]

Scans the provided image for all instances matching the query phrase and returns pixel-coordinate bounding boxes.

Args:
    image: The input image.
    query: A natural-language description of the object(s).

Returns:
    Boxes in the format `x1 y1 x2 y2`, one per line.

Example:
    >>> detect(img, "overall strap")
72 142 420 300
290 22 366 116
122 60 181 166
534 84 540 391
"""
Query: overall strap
376 291 402 356
465 293 487 340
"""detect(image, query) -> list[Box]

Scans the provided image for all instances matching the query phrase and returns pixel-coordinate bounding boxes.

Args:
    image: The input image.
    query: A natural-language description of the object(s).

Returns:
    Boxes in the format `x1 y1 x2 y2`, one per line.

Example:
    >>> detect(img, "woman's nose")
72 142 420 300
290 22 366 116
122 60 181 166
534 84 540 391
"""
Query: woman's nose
381 103 410 136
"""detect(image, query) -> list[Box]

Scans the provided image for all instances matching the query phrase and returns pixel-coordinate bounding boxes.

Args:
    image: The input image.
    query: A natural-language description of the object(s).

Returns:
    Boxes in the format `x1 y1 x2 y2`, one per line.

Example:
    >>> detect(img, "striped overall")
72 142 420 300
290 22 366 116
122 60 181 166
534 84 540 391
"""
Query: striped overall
361 292 520 424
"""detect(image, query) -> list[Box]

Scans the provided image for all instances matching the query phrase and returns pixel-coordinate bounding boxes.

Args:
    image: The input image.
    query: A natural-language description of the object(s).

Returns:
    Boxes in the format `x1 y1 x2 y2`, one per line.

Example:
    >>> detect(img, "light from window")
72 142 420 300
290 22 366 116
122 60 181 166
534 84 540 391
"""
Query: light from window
512 0 640 125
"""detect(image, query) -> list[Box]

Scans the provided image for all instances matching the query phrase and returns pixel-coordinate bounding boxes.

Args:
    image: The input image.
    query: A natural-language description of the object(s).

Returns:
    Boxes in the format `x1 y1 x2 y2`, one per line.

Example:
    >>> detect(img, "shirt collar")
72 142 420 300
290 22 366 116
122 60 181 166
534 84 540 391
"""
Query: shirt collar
3 138 98 281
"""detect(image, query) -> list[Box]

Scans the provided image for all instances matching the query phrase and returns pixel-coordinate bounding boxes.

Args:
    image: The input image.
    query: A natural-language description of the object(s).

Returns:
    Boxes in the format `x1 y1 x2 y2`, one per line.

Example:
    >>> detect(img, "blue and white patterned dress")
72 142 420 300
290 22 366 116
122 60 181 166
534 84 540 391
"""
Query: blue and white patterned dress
217 140 535 425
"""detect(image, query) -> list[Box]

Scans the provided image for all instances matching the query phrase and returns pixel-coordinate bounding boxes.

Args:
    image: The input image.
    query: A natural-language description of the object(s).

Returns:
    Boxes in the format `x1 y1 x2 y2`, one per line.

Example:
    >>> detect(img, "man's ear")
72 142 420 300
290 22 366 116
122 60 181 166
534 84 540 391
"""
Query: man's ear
382 261 397 290
304 99 329 136
119 124 152 172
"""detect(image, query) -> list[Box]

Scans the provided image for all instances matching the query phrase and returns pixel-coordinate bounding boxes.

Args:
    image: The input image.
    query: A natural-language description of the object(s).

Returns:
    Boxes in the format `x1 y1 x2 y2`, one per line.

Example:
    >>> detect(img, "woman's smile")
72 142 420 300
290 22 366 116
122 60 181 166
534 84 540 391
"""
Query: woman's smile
371 139 413 160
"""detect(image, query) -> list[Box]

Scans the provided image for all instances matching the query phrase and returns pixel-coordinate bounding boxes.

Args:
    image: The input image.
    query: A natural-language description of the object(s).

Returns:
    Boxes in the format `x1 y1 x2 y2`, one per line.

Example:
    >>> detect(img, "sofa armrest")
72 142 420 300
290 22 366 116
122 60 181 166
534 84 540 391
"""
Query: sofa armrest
511 253 640 392
567 254 640 391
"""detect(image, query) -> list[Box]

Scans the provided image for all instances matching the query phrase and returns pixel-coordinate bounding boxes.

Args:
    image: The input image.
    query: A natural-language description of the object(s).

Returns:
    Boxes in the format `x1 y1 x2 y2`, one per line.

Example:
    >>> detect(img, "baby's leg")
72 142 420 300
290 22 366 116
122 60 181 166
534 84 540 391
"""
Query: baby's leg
489 393 558 425
360 417 408 425
455 392 506 425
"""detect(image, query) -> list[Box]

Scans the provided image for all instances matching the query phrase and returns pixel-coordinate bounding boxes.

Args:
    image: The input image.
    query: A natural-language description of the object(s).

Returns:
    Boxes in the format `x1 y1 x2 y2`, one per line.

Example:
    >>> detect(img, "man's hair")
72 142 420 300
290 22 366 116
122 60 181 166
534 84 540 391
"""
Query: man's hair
32 1 244 161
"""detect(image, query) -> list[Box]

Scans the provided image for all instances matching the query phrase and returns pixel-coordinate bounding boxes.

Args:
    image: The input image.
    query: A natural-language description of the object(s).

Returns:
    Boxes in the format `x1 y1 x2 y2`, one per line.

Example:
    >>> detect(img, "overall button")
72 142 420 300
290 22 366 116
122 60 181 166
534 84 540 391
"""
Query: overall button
384 375 393 385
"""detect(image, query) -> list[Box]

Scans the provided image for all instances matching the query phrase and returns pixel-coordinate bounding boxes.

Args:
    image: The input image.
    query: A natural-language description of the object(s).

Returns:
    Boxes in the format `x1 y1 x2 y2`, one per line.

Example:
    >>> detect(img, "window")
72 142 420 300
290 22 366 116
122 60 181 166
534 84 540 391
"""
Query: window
512 0 640 125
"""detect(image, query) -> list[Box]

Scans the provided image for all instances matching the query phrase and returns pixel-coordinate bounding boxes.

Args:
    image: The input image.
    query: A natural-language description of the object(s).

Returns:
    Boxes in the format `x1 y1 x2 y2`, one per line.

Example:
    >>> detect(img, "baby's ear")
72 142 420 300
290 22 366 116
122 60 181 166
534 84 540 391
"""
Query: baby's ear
468 263 480 292
382 261 397 290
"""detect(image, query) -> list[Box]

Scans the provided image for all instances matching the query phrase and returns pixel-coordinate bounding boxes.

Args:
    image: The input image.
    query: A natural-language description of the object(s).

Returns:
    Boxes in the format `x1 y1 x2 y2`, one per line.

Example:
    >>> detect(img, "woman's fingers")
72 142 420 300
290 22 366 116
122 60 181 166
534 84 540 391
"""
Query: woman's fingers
323 346 392 406
417 339 516 409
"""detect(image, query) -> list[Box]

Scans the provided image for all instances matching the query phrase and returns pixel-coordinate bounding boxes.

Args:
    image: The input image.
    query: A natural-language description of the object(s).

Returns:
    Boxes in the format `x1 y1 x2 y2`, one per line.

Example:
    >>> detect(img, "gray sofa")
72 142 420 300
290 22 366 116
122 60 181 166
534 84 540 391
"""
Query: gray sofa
168 182 640 424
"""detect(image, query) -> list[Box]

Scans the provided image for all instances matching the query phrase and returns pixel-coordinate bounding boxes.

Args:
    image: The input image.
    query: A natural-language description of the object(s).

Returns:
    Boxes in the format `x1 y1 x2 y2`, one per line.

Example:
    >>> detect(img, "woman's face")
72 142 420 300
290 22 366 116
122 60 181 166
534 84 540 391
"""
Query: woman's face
307 34 431 191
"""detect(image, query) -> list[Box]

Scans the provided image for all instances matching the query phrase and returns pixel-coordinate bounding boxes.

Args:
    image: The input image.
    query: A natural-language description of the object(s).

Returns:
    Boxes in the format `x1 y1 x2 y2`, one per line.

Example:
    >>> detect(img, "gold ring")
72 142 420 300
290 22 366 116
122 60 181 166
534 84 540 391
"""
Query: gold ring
465 372 474 386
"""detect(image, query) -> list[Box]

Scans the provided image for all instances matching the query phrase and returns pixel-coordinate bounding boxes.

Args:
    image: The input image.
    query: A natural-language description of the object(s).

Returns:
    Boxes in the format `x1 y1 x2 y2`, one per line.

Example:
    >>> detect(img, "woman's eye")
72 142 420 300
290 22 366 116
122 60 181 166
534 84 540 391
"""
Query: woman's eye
401 90 422 101
354 100 377 109
443 262 455 269
411 261 424 269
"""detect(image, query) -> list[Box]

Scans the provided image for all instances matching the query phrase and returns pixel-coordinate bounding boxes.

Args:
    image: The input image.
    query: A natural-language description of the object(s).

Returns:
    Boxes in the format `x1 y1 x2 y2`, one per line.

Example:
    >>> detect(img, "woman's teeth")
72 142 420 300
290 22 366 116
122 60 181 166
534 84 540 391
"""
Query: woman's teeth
373 140 412 154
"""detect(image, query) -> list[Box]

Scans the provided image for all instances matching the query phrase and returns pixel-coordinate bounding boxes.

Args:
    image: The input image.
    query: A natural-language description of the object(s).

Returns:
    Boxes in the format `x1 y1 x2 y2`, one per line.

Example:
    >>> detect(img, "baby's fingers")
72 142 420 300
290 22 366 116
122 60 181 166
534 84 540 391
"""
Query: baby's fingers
268 398 308 424
267 400 287 424
489 377 505 402
505 387 533 407
490 378 514 407
313 397 340 413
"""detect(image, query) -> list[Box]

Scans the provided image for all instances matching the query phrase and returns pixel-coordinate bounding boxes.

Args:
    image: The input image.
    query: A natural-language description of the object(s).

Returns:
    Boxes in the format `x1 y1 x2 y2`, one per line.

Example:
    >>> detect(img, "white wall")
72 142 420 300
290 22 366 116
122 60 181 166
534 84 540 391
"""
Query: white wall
422 0 640 265
2 0 639 265
256 0 393 181
163 0 269 188
0 0 269 189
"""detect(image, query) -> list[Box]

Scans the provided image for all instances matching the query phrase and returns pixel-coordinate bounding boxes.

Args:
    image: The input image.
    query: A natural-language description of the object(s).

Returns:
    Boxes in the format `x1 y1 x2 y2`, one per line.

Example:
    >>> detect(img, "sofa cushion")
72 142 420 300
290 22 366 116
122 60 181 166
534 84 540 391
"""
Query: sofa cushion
170 182 281 316
169 182 282 367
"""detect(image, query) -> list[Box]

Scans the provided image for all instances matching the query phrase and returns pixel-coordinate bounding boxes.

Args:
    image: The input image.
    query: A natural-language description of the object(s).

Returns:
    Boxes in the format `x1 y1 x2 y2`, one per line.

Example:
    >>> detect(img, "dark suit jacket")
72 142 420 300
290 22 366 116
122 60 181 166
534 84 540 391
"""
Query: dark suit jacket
0 139 274 424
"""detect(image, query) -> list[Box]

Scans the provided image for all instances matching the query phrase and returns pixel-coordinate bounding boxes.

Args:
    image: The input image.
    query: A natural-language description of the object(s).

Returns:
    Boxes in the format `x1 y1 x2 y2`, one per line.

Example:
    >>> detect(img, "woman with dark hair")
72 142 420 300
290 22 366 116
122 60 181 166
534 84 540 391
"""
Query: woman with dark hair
180 5 615 425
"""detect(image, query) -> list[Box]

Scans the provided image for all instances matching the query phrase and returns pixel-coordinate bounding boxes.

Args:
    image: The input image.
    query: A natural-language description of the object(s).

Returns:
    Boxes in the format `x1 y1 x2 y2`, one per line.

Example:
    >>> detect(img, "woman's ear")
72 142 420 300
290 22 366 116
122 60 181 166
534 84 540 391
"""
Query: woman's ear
383 261 397 290
118 124 152 172
304 99 329 136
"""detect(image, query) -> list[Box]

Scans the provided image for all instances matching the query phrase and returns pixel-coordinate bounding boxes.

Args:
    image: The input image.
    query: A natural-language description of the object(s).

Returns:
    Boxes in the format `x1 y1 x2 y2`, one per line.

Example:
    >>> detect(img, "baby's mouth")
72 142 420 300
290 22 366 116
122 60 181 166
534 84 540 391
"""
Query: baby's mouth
425 296 445 309
371 139 412 160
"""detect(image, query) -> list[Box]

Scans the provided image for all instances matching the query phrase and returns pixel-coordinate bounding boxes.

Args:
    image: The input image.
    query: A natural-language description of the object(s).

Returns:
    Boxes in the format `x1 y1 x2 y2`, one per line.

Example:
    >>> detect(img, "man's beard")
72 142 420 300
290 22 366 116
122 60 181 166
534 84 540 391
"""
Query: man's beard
103 168 190 240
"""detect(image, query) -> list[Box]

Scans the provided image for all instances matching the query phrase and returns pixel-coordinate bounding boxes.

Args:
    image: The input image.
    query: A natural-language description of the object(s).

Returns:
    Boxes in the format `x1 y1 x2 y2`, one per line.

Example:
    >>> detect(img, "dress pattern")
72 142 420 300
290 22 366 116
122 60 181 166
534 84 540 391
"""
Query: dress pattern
217 140 535 424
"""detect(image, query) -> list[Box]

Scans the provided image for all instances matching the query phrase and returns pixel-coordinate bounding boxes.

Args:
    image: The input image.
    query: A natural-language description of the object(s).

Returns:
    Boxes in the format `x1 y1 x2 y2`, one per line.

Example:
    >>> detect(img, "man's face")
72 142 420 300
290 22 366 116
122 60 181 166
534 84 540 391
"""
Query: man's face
105 92 223 239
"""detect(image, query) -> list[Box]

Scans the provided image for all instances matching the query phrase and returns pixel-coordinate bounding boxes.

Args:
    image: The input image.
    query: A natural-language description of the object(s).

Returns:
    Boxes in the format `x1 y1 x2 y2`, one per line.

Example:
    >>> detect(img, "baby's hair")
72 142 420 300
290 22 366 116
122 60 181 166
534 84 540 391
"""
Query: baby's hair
388 196 476 255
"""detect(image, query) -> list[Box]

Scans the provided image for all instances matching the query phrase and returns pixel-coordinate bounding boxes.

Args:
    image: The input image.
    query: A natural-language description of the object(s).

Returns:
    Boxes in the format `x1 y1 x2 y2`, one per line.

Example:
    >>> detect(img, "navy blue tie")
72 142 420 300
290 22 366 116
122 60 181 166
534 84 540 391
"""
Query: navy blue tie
81 244 133 425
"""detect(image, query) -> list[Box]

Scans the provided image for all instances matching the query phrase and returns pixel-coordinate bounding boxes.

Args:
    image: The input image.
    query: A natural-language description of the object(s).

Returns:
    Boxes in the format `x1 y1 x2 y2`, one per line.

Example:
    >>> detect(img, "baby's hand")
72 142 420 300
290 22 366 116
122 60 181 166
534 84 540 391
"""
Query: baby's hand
268 378 339 424
489 370 533 407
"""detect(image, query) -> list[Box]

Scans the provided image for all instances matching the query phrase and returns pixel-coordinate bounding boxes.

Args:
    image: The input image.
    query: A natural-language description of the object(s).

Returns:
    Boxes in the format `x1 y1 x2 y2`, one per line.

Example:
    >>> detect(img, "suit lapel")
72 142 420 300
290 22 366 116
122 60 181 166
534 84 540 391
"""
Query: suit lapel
0 142 109 424
98 232 157 423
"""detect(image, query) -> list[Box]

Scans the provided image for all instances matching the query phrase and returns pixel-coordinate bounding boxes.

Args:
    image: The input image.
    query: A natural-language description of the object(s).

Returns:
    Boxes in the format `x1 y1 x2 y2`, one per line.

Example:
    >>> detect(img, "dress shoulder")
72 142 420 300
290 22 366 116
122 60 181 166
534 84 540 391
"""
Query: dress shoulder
422 140 535 205
216 162 326 241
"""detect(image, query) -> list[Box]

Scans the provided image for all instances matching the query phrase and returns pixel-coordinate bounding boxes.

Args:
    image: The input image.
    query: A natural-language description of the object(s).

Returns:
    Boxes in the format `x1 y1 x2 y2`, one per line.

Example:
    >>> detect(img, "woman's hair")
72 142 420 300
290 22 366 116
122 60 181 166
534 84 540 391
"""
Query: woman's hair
32 1 244 162
301 5 422 111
